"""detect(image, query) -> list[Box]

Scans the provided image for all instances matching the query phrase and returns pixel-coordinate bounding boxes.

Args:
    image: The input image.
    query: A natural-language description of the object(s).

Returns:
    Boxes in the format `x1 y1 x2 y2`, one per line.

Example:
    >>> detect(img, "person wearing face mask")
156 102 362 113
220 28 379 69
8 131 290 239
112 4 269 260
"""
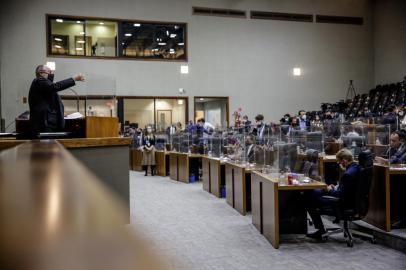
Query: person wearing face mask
28 64 84 136
298 110 309 131
141 126 156 176
252 114 270 142
305 149 360 240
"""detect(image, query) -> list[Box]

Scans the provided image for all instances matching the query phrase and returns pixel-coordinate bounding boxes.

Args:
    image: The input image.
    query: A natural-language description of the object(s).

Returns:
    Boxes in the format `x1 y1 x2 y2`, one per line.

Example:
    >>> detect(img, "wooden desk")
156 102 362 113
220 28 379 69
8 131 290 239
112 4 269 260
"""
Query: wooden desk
155 150 170 176
251 172 326 249
202 156 225 198
130 148 143 171
365 164 406 232
225 162 259 215
169 152 202 183
0 140 166 270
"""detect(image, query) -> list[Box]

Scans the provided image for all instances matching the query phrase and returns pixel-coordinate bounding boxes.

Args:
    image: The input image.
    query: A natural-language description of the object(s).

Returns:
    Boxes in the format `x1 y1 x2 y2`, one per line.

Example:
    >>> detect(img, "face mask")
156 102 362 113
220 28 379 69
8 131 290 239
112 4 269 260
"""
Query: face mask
301 115 306 120
48 73 54 82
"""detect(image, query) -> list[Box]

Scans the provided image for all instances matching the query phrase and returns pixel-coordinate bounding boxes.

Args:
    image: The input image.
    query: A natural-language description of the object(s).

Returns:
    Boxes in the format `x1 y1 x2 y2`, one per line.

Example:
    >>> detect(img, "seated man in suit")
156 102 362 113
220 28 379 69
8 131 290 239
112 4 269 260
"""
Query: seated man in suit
375 130 406 165
306 149 360 240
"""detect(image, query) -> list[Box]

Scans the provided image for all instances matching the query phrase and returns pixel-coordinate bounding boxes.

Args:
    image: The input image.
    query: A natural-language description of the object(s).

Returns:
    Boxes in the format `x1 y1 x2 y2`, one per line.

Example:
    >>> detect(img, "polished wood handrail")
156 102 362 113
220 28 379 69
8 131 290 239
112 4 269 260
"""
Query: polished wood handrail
0 140 164 270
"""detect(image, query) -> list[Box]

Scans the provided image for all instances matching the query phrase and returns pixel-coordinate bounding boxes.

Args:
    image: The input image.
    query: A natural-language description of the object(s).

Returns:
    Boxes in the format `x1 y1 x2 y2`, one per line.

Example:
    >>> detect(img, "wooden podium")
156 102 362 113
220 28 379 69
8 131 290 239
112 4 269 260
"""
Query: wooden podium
16 116 119 138
84 116 119 138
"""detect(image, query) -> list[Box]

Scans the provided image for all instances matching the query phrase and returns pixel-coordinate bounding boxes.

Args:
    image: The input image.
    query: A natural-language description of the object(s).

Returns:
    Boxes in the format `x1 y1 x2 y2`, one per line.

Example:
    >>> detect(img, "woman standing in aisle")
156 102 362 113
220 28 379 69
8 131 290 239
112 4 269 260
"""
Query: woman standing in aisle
142 125 156 176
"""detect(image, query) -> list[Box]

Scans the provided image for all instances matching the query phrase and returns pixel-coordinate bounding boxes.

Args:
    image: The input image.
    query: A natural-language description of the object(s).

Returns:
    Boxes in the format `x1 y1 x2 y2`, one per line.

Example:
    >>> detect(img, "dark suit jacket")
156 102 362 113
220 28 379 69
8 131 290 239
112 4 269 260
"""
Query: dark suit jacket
329 162 360 209
28 77 75 133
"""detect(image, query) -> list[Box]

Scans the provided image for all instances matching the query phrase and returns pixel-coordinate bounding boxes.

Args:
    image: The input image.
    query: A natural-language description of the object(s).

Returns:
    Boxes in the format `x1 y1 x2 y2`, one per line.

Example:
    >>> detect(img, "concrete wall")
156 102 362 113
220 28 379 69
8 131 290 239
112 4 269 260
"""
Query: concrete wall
373 0 406 85
1 0 374 130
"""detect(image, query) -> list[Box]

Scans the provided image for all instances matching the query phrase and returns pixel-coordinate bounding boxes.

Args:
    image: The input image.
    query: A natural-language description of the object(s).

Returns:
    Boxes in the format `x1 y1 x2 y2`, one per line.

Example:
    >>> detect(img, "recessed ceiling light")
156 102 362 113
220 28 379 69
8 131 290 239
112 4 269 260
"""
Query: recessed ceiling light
76 21 81 23
54 45 62 48
170 34 177 38
133 23 141 27
76 48 83 51
199 98 204 101
56 19 63 23
180 65 189 74
178 43 184 46
54 38 62 42
46 62 56 71
293 67 301 76
166 31 169 36
158 42 167 46
77 40 85 44
99 22 104 25
125 33 132 37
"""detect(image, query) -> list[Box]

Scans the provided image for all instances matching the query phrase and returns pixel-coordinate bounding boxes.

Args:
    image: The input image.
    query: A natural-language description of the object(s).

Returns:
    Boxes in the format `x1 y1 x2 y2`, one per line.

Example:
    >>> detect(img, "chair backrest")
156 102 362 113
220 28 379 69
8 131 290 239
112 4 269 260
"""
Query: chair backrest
355 150 374 217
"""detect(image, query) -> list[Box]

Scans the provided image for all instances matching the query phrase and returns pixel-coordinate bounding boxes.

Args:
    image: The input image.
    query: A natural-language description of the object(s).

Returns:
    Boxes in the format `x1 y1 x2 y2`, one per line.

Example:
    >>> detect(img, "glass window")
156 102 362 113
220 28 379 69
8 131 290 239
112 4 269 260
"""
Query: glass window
85 20 117 57
86 97 117 117
155 99 186 131
194 97 229 128
50 17 84 55
123 99 155 129
120 22 187 60
48 15 187 61
48 16 117 57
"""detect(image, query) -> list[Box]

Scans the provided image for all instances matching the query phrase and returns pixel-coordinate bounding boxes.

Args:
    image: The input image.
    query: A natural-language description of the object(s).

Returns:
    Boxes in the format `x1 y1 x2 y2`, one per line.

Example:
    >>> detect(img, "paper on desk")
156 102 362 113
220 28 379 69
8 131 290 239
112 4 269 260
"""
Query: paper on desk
64 112 84 119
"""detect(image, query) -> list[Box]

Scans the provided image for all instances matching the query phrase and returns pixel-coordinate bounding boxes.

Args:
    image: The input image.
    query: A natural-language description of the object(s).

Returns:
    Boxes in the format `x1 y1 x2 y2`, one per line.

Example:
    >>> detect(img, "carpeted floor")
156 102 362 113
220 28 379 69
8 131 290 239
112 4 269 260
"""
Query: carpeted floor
129 171 406 270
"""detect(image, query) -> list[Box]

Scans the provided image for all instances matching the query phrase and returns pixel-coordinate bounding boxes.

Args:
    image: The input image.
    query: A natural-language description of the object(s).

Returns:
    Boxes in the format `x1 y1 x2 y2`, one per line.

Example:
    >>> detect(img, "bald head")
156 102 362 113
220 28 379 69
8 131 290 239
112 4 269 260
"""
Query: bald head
35 65 51 78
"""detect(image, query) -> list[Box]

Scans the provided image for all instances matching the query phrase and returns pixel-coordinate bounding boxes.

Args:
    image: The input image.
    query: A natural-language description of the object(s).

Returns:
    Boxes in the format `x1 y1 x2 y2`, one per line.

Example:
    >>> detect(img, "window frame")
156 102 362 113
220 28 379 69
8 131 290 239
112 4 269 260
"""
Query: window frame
46 14 188 62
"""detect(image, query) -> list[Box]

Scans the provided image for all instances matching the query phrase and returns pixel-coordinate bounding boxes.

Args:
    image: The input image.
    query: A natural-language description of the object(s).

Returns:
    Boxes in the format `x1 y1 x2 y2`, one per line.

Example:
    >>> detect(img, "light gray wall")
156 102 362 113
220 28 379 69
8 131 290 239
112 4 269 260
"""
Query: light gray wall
1 0 374 130
373 0 406 85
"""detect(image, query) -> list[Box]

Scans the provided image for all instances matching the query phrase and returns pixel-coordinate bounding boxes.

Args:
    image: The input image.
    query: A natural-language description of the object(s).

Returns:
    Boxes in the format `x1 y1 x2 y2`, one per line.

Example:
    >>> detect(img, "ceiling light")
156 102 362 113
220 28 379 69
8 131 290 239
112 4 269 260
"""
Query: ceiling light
174 25 179 29
170 51 175 54
166 31 169 36
199 98 204 101
178 43 184 46
122 42 125 45
178 88 186 94
76 48 83 51
158 42 166 46
77 40 85 43
180 65 189 74
46 62 56 71
99 22 104 25
293 67 301 76
170 34 177 38
54 45 62 48
134 23 141 27
125 33 132 37
76 21 81 23
54 38 62 42
79 31 85 35
177 99 184 105
56 19 63 23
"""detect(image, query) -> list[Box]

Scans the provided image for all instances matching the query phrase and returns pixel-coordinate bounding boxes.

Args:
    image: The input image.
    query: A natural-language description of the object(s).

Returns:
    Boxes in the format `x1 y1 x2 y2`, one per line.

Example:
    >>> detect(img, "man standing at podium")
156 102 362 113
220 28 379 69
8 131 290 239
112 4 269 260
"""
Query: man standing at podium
28 65 84 136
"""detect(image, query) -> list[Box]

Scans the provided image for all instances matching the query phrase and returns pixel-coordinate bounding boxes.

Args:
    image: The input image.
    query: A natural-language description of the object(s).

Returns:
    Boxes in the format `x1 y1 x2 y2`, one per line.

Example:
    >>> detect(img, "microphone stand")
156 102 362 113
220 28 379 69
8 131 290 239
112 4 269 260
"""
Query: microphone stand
68 88 80 112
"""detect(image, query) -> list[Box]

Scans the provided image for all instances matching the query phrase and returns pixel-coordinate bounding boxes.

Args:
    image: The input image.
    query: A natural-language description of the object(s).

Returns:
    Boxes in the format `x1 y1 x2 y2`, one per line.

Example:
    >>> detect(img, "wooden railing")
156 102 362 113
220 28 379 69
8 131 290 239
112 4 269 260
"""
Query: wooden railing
0 140 164 270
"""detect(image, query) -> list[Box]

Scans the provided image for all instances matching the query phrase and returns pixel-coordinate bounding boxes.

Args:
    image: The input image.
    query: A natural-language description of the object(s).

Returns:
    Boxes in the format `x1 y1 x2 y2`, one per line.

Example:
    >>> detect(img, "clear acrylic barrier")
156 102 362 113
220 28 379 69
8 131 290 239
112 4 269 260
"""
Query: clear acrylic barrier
154 132 168 151
339 123 366 158
83 74 117 119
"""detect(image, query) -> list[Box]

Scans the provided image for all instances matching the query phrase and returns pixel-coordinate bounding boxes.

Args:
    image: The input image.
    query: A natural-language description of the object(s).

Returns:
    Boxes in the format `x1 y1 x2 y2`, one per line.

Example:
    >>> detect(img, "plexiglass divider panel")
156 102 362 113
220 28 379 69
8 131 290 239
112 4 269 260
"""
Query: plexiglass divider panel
154 132 168 151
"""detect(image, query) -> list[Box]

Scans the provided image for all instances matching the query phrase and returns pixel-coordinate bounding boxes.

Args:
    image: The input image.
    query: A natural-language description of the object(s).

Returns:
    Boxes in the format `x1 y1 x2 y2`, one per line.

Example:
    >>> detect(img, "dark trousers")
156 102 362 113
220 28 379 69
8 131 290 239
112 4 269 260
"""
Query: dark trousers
305 189 337 231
